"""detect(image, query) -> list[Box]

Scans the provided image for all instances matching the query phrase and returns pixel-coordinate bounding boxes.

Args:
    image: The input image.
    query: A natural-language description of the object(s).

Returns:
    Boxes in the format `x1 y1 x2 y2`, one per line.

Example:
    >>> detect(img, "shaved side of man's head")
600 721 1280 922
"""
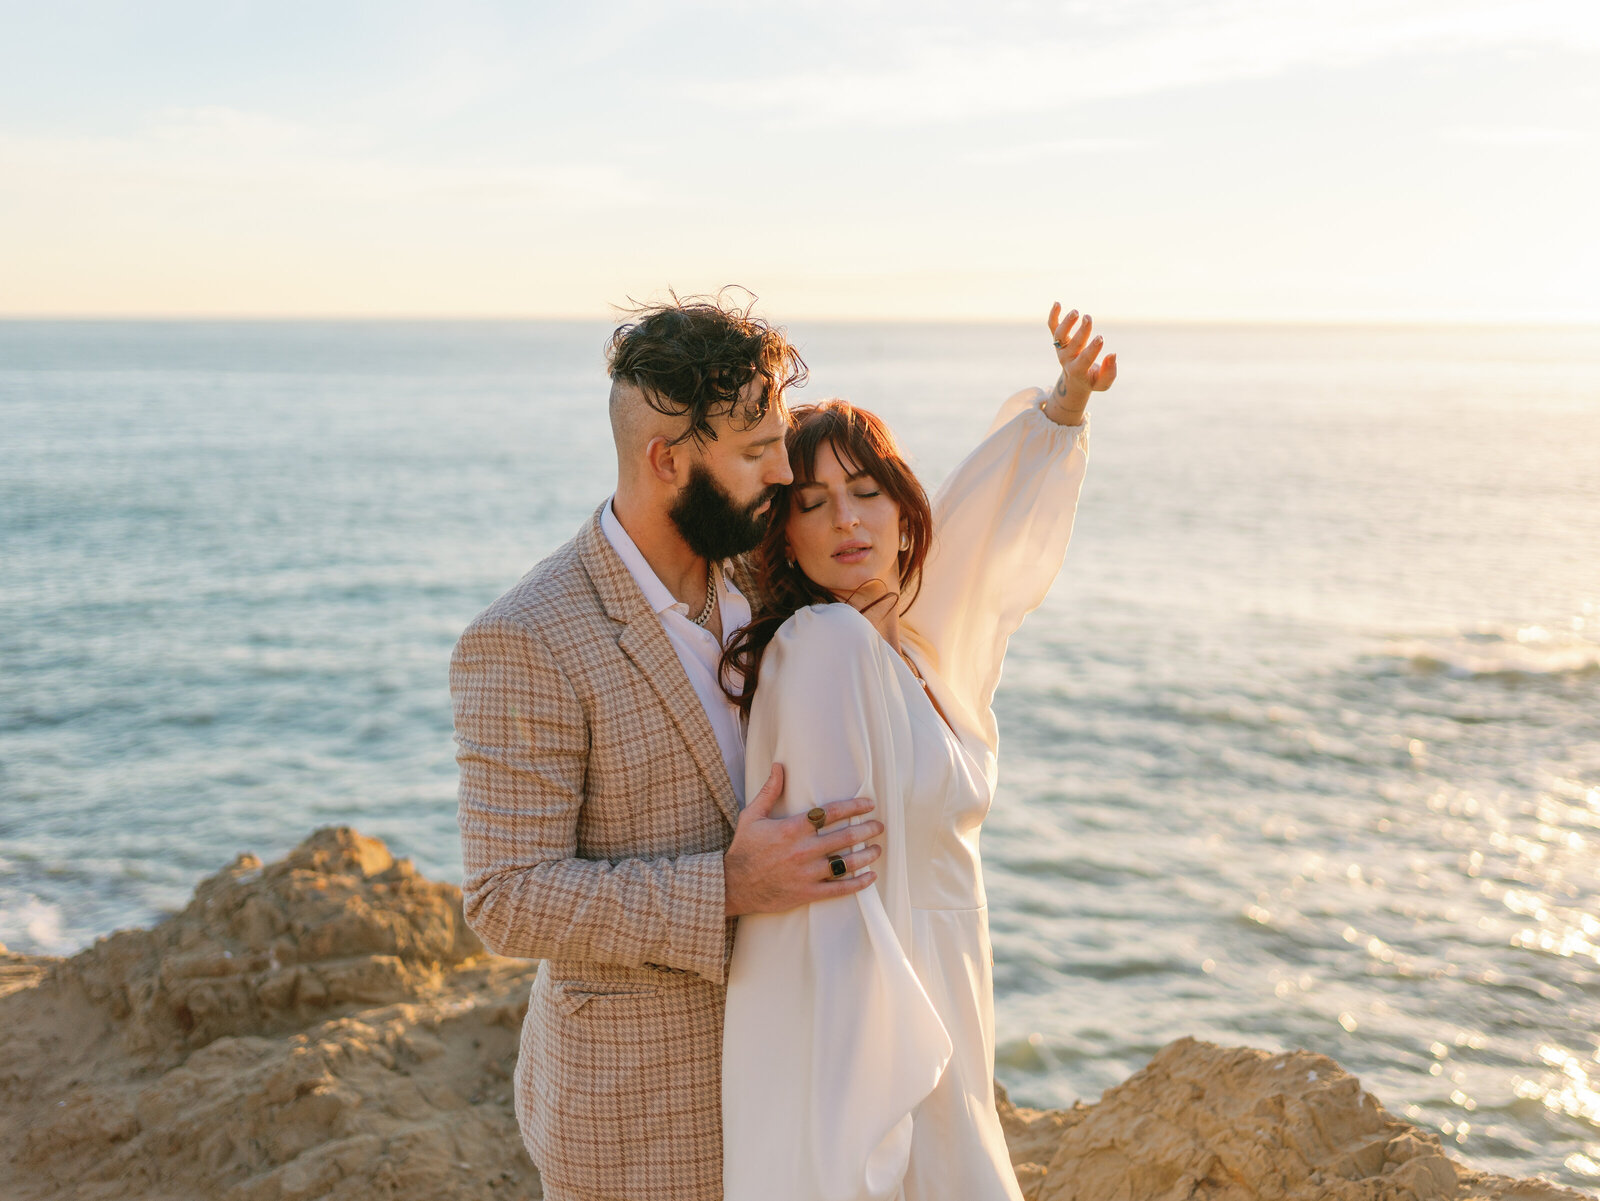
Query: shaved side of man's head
609 377 692 469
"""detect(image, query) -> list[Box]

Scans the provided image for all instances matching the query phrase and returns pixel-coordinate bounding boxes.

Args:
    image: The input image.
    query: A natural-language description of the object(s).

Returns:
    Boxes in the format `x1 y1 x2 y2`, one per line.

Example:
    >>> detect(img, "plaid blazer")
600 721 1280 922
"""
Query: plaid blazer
451 504 742 1200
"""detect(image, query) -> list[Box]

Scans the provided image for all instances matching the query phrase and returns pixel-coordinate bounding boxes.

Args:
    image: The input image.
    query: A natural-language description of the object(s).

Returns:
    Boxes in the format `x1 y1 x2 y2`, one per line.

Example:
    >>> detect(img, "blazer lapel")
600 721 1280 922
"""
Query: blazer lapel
577 507 742 831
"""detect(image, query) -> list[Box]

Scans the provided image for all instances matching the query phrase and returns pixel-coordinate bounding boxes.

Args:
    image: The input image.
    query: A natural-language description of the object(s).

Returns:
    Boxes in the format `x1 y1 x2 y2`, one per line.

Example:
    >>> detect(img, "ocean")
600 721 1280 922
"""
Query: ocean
1 318 1596 1190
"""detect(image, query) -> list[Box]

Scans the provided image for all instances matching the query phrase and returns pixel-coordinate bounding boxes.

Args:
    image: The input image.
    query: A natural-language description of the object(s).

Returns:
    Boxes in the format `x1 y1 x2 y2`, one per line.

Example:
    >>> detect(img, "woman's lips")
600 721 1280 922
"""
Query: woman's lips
833 544 871 563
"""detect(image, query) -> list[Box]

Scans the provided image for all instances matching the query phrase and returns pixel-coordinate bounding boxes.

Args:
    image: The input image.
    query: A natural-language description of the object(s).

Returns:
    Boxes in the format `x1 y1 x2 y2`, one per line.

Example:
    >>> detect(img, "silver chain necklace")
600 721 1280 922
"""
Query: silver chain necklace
691 565 717 628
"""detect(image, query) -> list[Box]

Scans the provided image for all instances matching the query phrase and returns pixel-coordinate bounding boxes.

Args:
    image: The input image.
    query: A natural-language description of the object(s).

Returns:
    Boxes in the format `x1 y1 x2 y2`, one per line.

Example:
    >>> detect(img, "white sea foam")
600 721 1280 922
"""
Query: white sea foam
0 893 68 956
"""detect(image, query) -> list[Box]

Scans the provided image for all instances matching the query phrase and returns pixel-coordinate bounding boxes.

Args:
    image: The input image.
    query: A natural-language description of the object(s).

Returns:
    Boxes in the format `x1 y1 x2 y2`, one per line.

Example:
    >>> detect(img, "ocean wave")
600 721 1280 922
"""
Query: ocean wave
1376 624 1600 681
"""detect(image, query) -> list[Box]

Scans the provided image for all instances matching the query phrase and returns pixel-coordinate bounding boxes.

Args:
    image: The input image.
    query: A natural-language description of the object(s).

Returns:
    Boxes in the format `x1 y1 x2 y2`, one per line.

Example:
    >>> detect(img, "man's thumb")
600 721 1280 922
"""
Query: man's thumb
745 763 785 819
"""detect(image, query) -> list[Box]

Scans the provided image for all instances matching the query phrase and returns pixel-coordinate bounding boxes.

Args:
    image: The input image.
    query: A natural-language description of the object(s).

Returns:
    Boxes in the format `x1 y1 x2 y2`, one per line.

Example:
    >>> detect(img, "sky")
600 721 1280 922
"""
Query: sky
1 0 1596 322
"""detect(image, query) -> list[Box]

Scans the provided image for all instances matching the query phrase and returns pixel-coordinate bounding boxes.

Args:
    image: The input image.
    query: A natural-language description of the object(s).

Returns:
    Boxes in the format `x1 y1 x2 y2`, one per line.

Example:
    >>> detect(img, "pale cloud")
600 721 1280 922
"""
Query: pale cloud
963 137 1147 166
149 106 311 152
0 112 652 212
710 0 1600 126
1441 124 1588 145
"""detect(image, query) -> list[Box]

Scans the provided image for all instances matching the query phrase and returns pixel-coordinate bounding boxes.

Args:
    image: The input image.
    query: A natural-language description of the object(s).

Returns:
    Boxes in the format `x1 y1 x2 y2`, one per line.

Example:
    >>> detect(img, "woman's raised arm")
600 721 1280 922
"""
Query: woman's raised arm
899 304 1114 753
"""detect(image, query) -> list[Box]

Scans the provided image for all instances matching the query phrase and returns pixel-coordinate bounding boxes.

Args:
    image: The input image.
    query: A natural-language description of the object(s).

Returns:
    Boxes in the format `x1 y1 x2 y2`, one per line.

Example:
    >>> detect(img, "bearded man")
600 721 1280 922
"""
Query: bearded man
450 294 885 1200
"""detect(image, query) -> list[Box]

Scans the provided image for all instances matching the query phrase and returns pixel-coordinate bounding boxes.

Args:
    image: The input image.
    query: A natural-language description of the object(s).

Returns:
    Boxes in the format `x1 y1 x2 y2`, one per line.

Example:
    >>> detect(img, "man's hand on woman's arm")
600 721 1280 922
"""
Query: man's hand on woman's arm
1044 302 1117 425
723 764 883 916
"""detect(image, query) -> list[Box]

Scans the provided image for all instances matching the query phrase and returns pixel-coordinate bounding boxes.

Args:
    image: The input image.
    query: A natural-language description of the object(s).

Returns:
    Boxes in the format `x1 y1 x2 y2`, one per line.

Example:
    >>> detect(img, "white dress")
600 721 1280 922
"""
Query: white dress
722 389 1091 1201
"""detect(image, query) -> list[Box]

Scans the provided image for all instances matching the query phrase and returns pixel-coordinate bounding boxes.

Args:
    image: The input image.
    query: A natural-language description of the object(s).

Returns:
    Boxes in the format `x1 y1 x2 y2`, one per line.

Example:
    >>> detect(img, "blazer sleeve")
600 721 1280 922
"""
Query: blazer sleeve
450 615 730 983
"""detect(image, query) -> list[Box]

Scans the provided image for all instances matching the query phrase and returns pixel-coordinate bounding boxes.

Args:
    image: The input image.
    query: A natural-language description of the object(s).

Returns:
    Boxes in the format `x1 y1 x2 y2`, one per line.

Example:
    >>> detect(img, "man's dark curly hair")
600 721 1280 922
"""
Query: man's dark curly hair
605 288 808 446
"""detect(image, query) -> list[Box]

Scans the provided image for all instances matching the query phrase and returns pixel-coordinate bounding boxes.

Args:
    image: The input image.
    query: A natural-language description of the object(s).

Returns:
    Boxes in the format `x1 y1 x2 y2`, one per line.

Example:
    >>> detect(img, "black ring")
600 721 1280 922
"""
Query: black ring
828 855 847 878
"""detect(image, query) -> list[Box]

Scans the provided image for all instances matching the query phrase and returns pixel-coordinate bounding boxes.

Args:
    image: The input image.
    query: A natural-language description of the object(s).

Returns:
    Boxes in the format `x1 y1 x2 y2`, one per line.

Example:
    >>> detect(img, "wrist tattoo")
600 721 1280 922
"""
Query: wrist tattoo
1052 372 1070 399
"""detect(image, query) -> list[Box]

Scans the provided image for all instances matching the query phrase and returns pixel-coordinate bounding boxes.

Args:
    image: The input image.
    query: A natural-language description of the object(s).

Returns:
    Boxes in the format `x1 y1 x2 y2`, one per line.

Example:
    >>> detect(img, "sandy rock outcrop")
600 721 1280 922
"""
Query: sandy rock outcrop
57 826 486 1061
1 826 1588 1201
0 828 542 1201
995 1040 1588 1201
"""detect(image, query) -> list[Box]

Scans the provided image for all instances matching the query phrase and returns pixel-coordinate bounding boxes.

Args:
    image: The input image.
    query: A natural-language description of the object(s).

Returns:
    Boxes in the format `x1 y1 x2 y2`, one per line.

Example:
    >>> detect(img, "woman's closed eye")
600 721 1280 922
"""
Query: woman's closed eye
797 490 879 513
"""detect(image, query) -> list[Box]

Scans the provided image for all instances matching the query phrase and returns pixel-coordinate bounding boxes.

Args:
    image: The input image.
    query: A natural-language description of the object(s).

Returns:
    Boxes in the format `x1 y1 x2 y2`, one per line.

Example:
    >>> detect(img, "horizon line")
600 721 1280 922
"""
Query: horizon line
2 312 1598 330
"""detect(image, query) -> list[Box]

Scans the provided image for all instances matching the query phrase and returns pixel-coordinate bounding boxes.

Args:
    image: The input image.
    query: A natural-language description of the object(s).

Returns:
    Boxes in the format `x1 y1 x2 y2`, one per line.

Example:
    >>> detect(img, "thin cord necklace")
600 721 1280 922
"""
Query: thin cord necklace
896 645 929 689
897 643 956 734
691 565 717 628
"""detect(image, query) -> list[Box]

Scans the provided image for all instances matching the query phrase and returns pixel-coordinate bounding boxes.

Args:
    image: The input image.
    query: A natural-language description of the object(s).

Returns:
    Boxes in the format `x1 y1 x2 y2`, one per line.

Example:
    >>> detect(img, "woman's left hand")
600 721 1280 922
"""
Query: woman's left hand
1044 302 1116 424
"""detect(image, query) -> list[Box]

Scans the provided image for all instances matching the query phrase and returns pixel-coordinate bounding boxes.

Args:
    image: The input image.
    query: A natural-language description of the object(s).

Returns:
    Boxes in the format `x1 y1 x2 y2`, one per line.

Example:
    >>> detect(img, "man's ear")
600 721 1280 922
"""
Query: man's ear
644 435 686 486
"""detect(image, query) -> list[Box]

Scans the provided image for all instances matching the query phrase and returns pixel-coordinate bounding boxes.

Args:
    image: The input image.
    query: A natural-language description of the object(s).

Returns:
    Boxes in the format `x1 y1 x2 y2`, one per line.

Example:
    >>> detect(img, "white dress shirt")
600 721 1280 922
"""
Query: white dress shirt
601 498 750 809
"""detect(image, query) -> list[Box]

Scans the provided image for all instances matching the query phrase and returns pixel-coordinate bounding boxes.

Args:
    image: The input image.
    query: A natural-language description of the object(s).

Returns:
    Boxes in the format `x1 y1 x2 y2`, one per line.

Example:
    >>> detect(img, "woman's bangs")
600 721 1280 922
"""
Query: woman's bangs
790 409 863 486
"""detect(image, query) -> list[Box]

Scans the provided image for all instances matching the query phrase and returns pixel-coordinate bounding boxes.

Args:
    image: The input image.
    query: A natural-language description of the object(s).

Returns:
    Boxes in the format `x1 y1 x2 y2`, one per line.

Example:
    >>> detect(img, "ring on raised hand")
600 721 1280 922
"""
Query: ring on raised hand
807 807 827 832
1054 341 1070 350
828 855 847 878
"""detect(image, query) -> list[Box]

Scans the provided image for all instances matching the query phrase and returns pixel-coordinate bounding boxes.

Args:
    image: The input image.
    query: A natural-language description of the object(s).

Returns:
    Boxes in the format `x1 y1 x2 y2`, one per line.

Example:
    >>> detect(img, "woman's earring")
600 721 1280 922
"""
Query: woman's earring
784 548 796 567
899 531 911 552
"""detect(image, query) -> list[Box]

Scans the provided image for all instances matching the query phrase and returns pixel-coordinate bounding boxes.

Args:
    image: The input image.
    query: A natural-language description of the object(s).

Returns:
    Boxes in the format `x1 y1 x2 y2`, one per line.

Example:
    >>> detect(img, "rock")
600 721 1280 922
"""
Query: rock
0 941 50 999
1 827 1586 1201
0 827 539 1201
1001 1037 1588 1201
50 827 486 1062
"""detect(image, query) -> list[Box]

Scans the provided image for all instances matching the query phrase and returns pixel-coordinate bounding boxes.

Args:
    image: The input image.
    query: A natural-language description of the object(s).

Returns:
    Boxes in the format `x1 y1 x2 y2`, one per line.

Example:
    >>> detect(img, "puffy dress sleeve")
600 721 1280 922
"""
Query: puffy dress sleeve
901 388 1090 755
722 603 953 1201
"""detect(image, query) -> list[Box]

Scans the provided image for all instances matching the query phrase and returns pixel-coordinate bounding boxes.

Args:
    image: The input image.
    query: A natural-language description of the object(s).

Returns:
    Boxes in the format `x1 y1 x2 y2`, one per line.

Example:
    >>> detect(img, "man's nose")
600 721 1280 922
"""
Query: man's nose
768 455 793 486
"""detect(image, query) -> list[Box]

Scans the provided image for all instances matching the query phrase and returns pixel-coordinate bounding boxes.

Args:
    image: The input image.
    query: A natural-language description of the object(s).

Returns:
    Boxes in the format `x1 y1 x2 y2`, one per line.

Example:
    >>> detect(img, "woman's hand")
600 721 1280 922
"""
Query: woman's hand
1044 302 1116 425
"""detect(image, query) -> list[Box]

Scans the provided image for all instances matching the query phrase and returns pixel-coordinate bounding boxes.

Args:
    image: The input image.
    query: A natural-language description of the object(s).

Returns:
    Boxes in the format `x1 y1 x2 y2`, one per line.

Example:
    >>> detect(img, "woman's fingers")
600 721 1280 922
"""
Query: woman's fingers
1056 312 1091 362
1090 352 1118 391
1052 304 1114 392
1072 313 1093 355
1072 332 1104 375
1056 309 1082 347
1050 299 1116 393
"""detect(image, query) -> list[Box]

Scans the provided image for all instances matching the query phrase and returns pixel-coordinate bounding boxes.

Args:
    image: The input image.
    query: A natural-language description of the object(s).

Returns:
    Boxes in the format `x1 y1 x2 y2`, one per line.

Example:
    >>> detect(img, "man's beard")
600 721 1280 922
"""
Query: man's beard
668 463 775 561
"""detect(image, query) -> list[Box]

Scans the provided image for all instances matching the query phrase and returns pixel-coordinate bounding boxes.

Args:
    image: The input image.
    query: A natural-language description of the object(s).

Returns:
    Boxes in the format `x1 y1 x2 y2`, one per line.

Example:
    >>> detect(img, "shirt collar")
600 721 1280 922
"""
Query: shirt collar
601 497 744 618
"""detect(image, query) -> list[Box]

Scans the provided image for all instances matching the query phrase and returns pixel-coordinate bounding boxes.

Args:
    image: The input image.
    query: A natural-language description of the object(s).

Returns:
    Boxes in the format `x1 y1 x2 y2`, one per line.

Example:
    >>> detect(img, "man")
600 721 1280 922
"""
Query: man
451 293 885 1200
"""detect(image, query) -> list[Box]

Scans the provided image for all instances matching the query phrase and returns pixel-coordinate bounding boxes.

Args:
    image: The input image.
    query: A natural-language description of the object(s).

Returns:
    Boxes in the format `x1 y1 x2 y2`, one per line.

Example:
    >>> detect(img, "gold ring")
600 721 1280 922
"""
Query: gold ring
807 807 826 832
828 855 847 878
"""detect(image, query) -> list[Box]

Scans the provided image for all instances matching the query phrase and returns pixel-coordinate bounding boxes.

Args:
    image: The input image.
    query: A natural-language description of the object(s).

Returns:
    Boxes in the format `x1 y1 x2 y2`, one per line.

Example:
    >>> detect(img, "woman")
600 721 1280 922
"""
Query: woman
720 304 1115 1200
